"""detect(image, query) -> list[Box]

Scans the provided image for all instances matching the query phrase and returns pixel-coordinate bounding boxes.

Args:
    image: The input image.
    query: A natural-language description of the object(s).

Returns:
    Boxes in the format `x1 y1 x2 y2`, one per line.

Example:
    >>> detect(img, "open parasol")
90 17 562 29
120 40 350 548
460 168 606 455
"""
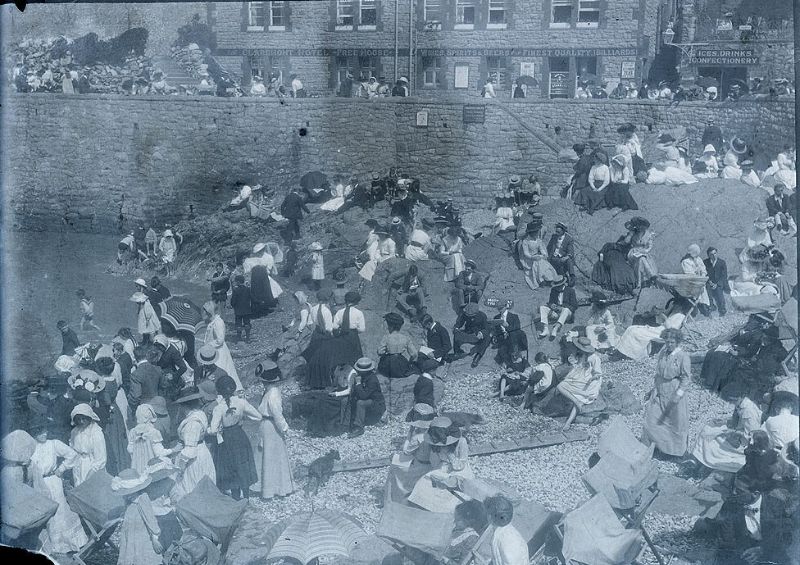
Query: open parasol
158 296 204 334
262 509 368 564
300 170 329 191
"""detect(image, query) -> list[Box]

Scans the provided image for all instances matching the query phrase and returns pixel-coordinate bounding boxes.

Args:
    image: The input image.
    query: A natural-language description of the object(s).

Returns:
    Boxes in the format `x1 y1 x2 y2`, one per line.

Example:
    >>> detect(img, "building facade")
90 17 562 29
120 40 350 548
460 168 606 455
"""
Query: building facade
672 0 794 97
211 0 660 98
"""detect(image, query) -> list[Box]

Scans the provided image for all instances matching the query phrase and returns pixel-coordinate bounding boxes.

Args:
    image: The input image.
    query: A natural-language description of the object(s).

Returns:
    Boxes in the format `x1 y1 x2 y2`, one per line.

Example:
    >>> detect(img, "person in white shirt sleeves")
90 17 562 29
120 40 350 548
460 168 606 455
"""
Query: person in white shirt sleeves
482 78 497 98
485 495 529 565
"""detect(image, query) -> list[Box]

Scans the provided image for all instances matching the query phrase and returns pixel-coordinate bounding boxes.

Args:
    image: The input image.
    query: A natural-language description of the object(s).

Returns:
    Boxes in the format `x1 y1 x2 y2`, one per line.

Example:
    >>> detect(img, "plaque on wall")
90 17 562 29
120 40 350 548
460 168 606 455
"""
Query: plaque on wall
454 64 470 89
463 105 486 124
621 61 636 79
416 111 429 127
520 62 535 77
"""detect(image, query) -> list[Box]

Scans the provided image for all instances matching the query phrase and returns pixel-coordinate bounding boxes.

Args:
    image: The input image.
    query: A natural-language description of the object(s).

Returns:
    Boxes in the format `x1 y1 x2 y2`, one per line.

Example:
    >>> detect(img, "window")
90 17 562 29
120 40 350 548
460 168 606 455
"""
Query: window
577 0 600 27
486 56 508 89
550 0 601 29
488 0 507 29
423 0 443 30
357 55 378 82
550 0 573 28
456 0 477 29
269 1 286 29
336 0 355 29
247 53 266 82
247 1 266 30
421 56 443 87
360 0 377 28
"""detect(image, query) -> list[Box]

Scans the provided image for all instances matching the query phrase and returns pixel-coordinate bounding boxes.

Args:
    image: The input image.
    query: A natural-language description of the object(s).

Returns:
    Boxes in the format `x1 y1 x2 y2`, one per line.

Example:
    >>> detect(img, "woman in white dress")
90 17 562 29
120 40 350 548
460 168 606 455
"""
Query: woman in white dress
201 301 241 390
29 421 89 554
256 363 296 499
680 244 710 312
762 146 796 190
616 308 687 361
691 396 762 473
171 389 216 500
722 137 747 179
320 176 352 211
404 221 433 262
733 219 774 289
158 230 179 276
518 225 557 290
68 404 107 486
695 145 720 178
583 291 619 350
557 339 603 431
646 134 697 186
440 227 466 282
762 396 800 457
358 230 396 281
494 195 516 236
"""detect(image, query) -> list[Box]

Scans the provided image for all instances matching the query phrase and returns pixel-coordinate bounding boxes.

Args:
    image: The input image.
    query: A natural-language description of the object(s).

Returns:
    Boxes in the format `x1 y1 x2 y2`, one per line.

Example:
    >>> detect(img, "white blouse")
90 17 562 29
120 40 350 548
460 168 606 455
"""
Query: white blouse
588 164 611 191
333 306 366 332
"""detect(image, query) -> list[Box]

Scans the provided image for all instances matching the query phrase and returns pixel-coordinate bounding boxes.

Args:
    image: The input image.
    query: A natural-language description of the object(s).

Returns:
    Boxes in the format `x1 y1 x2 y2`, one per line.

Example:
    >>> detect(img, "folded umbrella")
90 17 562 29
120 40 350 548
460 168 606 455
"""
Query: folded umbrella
158 296 204 334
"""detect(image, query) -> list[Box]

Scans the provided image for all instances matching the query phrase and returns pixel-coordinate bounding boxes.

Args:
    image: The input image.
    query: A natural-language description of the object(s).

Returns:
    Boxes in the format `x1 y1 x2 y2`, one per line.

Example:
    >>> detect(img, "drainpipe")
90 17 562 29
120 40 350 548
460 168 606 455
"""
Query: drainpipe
394 0 399 81
409 0 414 93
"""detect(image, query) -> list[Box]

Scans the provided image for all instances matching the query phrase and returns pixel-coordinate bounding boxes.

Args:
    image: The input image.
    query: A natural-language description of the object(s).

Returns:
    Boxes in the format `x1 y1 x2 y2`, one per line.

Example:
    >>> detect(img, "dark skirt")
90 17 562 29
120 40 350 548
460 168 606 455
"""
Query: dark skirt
591 243 637 296
701 350 739 393
378 353 414 379
214 425 258 493
329 329 363 368
250 266 277 313
632 155 647 176
303 332 339 389
604 182 639 211
583 188 608 214
103 407 131 476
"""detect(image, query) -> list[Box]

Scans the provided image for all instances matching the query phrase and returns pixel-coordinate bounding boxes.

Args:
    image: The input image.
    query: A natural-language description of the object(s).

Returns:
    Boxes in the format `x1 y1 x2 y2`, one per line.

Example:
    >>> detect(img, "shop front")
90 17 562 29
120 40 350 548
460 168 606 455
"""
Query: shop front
688 48 760 99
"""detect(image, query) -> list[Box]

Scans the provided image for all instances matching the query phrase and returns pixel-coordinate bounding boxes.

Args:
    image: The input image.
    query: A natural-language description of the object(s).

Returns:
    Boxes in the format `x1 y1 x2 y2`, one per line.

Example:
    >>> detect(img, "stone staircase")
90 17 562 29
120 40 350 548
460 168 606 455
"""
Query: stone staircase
152 55 197 88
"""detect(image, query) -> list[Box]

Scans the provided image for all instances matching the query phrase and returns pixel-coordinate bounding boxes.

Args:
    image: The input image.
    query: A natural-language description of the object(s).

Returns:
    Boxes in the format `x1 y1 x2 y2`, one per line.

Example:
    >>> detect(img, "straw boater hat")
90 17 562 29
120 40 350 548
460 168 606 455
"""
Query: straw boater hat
255 359 281 384
354 357 376 373
463 303 480 317
590 290 608 304
253 242 267 254
573 336 595 354
464 259 477 269
426 416 461 447
509 175 522 186
371 172 381 180
309 242 323 251
135 278 148 288
552 275 568 288
703 144 717 154
130 292 148 304
197 344 219 366
611 154 627 167
730 137 748 154
406 403 436 429
740 159 754 168
391 217 402 226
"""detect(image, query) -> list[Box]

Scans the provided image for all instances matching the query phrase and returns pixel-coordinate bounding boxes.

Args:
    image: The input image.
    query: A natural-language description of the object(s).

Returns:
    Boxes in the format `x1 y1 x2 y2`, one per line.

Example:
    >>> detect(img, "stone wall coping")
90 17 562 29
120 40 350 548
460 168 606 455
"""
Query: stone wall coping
9 93 795 108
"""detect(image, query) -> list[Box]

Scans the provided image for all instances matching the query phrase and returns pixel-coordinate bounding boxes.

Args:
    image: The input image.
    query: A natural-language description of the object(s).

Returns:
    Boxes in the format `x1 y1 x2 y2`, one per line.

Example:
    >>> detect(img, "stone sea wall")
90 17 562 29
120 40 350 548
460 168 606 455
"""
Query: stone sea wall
4 95 795 233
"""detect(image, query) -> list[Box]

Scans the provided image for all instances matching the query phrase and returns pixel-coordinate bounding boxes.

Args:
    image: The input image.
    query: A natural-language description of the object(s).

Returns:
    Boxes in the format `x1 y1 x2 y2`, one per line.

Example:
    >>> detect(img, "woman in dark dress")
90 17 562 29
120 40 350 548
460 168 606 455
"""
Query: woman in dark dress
250 264 278 316
330 291 365 368
377 313 417 379
93 357 131 475
591 229 638 296
605 154 639 211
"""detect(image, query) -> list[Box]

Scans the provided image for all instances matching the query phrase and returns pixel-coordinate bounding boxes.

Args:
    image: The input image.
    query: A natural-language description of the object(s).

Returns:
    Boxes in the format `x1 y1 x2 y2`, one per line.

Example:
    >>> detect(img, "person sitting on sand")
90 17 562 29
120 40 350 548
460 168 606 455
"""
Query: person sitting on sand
557 338 602 431
492 345 532 402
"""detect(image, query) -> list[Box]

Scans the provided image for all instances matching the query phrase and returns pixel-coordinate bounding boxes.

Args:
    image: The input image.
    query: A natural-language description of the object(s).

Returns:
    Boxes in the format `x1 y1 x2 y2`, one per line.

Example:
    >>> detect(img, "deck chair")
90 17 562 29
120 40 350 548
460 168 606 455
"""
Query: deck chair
654 274 708 348
377 501 456 564
554 495 646 565
1 481 58 549
65 470 127 565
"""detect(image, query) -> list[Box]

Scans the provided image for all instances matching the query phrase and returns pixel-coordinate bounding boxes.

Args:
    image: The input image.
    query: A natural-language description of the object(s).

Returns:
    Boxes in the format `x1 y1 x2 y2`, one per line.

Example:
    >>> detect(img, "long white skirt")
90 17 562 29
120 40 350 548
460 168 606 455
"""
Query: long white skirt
691 425 747 473
37 475 89 554
616 325 664 361
172 443 217 500
214 343 242 390
646 167 698 186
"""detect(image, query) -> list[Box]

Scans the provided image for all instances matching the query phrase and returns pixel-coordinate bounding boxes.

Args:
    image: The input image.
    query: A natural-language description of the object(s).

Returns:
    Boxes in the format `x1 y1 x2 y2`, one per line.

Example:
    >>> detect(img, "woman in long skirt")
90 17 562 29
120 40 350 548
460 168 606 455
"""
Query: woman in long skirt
171 389 216 500
202 301 242 390
93 357 131 475
642 328 691 457
331 291 365 368
68 404 107 486
208 375 261 500
518 227 558 290
256 363 296 499
556 338 603 431
440 227 465 282
591 237 637 296
605 154 639 211
29 421 89 554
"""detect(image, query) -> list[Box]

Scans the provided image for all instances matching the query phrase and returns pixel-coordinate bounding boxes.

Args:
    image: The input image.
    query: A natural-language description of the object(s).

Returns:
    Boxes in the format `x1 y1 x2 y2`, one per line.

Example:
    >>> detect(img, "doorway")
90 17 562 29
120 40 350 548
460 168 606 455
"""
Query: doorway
697 66 748 99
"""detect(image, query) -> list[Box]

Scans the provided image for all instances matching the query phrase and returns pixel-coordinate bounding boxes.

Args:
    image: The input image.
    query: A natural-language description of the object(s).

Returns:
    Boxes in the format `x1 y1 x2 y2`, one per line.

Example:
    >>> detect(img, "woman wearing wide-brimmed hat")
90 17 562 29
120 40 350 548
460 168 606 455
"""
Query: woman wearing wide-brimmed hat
556 337 603 431
694 144 720 179
385 403 436 503
722 137 748 180
256 361 296 499
646 133 698 186
518 222 558 290
583 291 619 350
171 387 216 500
358 228 396 282
625 216 658 288
68 403 107 485
131 291 161 345
201 301 241 391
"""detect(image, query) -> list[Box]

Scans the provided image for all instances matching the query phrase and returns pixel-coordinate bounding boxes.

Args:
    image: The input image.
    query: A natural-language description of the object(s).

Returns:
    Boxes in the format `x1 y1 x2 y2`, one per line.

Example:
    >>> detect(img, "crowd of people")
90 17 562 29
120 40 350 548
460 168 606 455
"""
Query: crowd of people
2 117 798 563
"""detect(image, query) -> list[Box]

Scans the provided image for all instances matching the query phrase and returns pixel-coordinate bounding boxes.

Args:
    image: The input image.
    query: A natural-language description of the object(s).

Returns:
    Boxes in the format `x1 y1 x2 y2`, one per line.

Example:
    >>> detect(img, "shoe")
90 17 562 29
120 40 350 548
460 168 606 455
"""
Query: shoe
470 356 481 368
348 428 364 438
538 326 549 338
551 323 562 337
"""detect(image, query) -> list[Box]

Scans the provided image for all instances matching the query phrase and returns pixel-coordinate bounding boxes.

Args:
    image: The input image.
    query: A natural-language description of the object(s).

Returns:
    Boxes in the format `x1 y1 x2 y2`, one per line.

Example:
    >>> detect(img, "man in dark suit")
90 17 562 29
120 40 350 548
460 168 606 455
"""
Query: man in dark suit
478 300 525 366
57 320 81 356
538 276 578 339
280 187 310 240
546 223 575 281
454 260 487 308
417 314 451 372
704 247 730 317
128 345 164 412
766 184 797 235
112 341 134 391
390 264 428 320
452 303 489 367
349 357 386 438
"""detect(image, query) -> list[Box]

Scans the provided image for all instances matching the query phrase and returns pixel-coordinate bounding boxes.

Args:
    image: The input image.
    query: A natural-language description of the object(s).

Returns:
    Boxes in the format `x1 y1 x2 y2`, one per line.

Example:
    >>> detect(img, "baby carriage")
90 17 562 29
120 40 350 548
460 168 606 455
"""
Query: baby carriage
166 477 248 565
